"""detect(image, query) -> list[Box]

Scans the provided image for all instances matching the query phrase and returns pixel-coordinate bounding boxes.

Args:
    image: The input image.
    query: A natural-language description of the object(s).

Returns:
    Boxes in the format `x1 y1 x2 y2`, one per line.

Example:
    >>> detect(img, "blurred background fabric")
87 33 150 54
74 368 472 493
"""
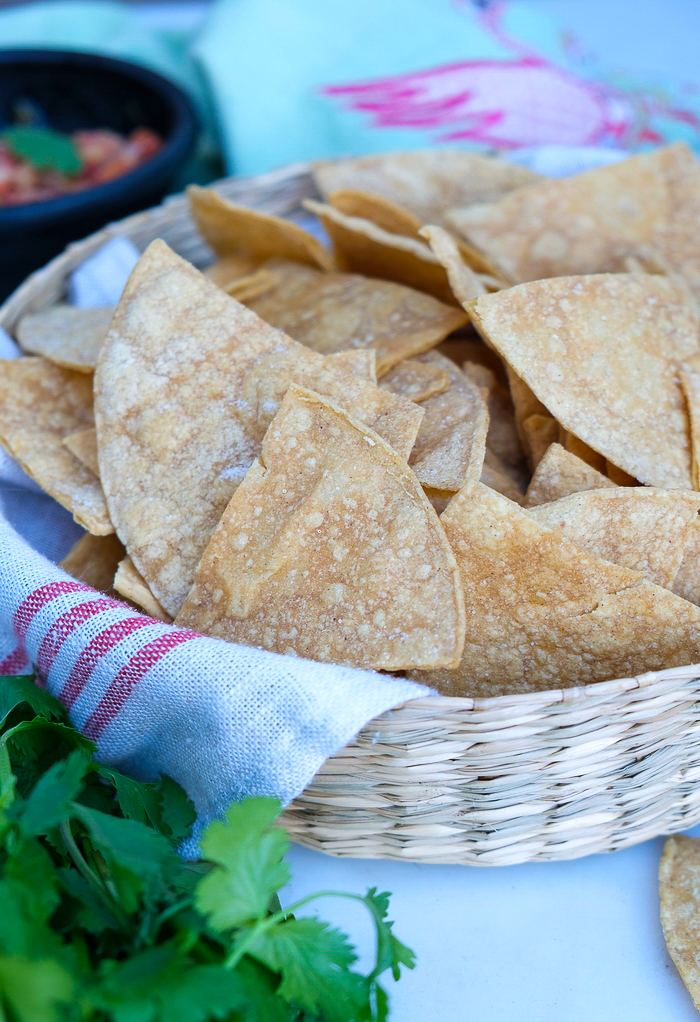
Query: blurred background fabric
0 0 698 178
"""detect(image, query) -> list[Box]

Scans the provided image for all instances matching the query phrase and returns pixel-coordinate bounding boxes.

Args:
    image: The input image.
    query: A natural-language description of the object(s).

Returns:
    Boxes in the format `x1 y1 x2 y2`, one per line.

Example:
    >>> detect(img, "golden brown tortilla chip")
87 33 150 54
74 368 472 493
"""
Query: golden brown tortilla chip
63 428 99 477
448 144 700 292
113 557 172 622
303 199 459 305
60 532 125 593
176 385 465 670
410 481 700 697
224 268 277 303
480 449 526 503
202 253 260 289
660 835 700 1012
463 361 526 477
0 358 112 535
470 274 700 488
528 488 700 589
328 348 377 381
680 360 700 490
419 225 487 304
189 185 335 270
16 305 113 372
524 443 613 507
245 259 468 373
328 189 424 239
95 241 422 616
409 351 489 491
561 431 607 473
378 358 450 403
672 517 700 606
312 150 540 228
605 460 638 486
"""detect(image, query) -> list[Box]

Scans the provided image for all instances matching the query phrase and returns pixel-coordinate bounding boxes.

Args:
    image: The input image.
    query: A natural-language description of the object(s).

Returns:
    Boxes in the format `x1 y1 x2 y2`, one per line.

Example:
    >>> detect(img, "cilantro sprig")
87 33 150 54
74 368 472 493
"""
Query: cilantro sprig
1 126 83 176
0 674 414 1021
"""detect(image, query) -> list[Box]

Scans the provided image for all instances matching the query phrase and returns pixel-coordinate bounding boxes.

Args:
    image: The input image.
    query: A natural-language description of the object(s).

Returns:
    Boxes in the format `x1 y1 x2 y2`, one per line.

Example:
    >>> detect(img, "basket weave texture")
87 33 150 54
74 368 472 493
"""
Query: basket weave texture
4 164 700 866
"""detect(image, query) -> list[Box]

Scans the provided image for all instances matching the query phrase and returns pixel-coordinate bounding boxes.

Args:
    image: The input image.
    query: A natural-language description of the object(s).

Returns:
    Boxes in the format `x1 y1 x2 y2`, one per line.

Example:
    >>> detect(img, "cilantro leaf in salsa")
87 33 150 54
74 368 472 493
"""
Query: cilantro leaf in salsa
2 126 83 176
0 673 414 1021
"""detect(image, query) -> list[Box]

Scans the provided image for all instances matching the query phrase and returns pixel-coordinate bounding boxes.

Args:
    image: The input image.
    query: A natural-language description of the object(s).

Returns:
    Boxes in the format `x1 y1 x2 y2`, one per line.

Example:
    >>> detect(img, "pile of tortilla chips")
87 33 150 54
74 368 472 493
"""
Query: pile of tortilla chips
7 143 700 696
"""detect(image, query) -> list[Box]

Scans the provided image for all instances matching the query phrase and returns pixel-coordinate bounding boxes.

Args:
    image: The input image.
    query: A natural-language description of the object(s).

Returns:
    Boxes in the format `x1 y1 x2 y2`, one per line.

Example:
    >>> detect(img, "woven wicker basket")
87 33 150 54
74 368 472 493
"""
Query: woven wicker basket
4 163 700 866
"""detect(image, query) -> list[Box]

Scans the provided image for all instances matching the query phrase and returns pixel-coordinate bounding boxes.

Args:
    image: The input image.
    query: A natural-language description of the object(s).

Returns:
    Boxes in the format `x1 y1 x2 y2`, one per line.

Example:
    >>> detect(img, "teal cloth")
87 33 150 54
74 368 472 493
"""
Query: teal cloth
2 0 700 178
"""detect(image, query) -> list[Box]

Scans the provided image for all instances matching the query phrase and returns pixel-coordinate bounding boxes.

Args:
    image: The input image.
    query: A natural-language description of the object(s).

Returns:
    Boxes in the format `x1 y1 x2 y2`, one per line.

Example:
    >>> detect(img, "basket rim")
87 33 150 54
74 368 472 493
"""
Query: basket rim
3 158 699 716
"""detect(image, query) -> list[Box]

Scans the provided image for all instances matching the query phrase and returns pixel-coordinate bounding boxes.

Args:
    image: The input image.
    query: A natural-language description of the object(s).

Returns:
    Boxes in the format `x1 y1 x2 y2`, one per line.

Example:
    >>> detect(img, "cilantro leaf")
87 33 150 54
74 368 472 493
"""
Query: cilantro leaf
157 774 196 841
0 674 65 727
0 956 74 1022
72 804 176 877
248 916 366 1021
97 767 195 842
2 125 83 175
196 797 290 930
363 889 416 981
19 749 89 836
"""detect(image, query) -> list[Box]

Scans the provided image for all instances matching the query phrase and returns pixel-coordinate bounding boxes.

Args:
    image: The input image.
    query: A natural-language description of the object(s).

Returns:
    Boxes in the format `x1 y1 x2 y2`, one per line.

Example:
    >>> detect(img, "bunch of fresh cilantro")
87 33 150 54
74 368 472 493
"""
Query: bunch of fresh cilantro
0 673 414 1022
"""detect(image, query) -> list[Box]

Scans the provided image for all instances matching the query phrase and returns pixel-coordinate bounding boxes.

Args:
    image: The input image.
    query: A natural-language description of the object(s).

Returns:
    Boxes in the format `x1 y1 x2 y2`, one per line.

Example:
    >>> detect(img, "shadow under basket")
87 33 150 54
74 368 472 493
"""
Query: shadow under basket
3 162 700 866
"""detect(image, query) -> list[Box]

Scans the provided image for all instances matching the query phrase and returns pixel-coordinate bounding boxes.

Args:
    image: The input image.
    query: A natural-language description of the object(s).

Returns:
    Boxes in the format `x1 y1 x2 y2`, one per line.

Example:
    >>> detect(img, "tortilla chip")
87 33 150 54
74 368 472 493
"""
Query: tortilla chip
528 488 700 589
561 431 607 473
379 358 450 403
95 241 422 616
408 351 489 491
202 254 261 289
176 385 465 670
0 358 112 534
63 427 99 477
521 414 558 469
673 518 700 605
438 337 508 385
16 305 113 372
480 449 526 503
312 150 541 228
660 835 700 1011
328 189 424 238
410 481 700 697
224 268 277 303
470 274 700 488
303 199 459 305
113 557 172 622
60 532 125 593
245 259 468 373
448 144 700 291
524 443 614 507
463 361 526 477
328 348 377 381
680 361 700 490
420 225 487 305
189 185 334 271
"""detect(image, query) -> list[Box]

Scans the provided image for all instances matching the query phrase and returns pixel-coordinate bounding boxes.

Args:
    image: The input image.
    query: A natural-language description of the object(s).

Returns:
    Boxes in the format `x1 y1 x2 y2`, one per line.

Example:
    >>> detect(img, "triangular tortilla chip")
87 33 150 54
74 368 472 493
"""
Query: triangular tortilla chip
0 358 112 535
448 144 700 292
176 385 465 670
203 253 260 289
524 443 613 507
378 358 450 403
312 150 540 228
410 481 700 697
245 259 468 373
95 241 422 616
480 449 526 504
419 225 487 305
672 520 700 606
660 835 700 1012
16 305 113 372
409 352 489 492
113 557 172 622
462 361 526 478
303 199 459 305
189 185 334 271
328 189 424 239
680 357 700 490
328 348 377 381
223 268 277 303
63 427 99 477
60 532 125 593
528 488 700 589
470 274 700 488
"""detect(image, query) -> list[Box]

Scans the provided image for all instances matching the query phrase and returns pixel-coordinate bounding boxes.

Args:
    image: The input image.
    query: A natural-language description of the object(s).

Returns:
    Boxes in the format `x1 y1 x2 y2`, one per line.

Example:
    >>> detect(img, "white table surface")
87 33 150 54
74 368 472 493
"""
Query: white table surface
130 3 700 1017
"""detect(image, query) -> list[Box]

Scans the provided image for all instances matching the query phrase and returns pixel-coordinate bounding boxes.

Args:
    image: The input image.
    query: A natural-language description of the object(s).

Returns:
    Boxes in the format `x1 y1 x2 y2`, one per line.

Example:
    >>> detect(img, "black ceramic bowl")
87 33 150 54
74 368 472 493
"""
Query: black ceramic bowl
0 49 198 298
